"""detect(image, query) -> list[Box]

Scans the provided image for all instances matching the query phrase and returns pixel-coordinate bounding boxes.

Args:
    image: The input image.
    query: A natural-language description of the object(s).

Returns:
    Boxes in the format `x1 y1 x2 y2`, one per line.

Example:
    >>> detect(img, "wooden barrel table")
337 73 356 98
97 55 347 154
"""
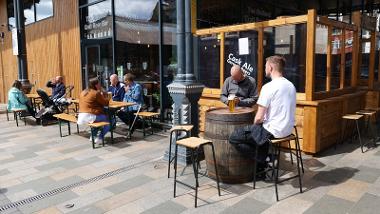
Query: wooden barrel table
203 107 255 184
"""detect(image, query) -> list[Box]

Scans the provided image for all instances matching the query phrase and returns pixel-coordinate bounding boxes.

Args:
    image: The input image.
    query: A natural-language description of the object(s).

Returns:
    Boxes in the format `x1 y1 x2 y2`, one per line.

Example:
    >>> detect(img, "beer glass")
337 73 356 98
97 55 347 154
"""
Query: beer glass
228 94 236 112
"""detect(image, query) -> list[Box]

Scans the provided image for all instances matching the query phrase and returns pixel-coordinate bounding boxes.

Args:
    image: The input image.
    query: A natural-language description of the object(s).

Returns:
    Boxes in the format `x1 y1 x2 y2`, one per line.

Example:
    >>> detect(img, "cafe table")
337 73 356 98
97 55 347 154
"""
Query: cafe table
26 93 42 112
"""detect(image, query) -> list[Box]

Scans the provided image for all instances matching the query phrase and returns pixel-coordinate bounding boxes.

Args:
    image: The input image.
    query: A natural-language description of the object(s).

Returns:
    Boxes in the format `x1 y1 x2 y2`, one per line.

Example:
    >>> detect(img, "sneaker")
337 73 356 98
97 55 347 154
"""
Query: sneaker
94 137 103 145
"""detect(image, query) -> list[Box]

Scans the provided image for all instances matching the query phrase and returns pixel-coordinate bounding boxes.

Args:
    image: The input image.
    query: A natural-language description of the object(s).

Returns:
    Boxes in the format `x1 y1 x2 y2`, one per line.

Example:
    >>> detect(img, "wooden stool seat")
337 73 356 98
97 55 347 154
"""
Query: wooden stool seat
169 125 193 132
167 125 194 178
134 112 160 117
12 108 26 112
270 135 296 144
356 110 376 116
176 137 210 149
133 112 160 137
341 114 366 152
342 114 363 120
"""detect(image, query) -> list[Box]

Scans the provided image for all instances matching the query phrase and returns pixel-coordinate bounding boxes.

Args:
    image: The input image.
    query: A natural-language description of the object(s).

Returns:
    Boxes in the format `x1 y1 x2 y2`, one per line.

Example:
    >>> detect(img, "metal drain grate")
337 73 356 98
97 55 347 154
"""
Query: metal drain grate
0 155 162 212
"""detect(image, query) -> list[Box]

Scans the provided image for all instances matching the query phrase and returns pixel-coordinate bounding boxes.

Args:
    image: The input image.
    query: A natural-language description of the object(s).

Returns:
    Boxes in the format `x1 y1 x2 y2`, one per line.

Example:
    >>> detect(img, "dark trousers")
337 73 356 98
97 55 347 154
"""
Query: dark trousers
117 110 138 131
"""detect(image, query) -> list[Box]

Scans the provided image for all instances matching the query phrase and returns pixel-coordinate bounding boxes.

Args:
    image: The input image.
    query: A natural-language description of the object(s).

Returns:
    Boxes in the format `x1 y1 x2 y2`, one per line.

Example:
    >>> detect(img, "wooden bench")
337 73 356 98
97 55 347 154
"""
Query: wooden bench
53 113 113 149
134 112 160 137
12 108 28 126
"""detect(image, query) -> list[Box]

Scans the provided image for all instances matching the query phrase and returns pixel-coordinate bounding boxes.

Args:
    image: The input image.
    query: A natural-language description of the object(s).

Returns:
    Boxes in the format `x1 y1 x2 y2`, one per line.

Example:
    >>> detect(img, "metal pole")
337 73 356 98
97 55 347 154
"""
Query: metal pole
185 0 195 82
13 0 29 85
159 0 164 121
175 0 185 82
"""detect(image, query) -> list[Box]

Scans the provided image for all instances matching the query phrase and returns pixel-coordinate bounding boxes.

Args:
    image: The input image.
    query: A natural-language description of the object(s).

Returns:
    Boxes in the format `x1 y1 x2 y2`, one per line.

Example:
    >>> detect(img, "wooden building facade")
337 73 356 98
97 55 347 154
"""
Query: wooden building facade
0 0 82 103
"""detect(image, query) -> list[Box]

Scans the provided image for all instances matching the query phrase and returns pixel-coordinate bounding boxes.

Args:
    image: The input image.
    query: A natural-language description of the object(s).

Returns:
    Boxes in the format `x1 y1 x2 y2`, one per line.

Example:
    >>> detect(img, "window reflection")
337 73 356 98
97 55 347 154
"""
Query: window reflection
6 0 54 29
36 0 54 21
224 31 258 82
331 28 342 90
315 24 328 92
264 24 307 92
345 30 354 87
198 34 220 88
81 0 113 40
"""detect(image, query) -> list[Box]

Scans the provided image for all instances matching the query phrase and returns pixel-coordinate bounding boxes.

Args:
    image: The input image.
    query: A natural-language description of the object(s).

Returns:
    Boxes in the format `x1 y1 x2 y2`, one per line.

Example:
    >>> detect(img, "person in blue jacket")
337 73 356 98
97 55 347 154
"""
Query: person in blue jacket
117 73 144 133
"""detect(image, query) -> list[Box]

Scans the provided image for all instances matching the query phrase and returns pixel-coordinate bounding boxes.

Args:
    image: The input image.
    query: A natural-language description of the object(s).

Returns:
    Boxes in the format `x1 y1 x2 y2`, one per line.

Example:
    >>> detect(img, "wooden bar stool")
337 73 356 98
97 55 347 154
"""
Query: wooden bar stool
134 112 160 137
253 132 303 201
12 109 27 126
341 114 365 152
356 110 378 145
167 125 193 178
174 137 221 208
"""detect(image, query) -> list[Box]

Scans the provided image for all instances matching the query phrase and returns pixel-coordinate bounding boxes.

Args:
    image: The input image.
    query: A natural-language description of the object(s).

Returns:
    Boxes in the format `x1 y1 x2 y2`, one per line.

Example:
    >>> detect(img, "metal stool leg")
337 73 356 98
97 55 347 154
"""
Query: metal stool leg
14 112 19 127
356 120 364 153
253 146 259 189
294 139 303 193
209 143 221 196
168 130 174 178
58 119 63 137
190 149 199 207
6 109 9 121
91 127 96 149
173 144 179 198
288 141 294 164
294 128 304 173
274 144 281 201
68 121 71 135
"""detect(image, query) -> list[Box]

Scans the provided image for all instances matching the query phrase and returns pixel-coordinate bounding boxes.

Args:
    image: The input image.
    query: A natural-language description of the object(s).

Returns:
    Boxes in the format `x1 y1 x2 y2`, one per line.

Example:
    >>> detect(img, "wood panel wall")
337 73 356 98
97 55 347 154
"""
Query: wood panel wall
0 0 81 103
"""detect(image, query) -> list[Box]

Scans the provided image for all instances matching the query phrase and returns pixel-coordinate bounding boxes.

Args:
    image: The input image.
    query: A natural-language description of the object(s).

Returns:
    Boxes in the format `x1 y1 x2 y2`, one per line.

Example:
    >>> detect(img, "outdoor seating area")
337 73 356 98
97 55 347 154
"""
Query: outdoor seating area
1 111 380 213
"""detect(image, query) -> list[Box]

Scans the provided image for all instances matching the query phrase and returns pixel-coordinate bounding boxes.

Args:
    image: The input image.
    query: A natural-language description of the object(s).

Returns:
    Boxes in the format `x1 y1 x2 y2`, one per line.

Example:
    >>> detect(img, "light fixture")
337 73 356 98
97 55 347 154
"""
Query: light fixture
147 44 150 48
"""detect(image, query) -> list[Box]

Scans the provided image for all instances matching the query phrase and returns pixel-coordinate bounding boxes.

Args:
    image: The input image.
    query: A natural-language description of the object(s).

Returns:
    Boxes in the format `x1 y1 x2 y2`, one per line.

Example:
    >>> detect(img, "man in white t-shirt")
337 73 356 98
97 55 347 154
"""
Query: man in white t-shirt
230 56 296 164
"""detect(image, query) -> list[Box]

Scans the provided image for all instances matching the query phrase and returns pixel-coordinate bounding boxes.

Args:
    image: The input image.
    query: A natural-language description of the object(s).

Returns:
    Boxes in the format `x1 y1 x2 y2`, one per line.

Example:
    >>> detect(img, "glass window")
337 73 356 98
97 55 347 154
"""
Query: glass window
198 34 220 88
80 0 101 6
376 37 380 81
361 41 371 80
79 0 113 89
331 28 342 90
345 30 354 87
224 30 258 84
35 0 53 21
264 24 307 92
162 0 176 113
24 0 35 25
81 0 113 40
315 24 328 92
6 0 54 29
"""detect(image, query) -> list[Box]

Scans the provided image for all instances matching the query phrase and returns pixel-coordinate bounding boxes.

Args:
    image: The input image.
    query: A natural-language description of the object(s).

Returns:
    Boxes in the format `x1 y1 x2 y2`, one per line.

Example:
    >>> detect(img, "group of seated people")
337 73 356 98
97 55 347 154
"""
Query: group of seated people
77 73 144 144
7 76 67 124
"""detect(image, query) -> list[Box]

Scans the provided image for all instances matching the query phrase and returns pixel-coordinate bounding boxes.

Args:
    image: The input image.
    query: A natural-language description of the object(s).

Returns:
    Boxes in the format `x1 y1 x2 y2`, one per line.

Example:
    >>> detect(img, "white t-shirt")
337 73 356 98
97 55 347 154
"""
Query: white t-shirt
257 77 296 138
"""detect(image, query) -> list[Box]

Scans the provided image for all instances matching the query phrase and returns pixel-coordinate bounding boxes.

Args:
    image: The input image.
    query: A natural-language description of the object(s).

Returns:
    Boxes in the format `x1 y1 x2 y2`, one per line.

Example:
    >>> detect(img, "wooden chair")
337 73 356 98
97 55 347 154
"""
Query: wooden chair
173 137 221 208
167 125 193 178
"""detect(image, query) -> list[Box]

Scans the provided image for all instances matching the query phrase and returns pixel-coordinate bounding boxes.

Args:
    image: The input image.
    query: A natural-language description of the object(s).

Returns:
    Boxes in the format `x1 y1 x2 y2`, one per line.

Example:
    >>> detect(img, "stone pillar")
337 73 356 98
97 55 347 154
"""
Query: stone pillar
164 0 204 165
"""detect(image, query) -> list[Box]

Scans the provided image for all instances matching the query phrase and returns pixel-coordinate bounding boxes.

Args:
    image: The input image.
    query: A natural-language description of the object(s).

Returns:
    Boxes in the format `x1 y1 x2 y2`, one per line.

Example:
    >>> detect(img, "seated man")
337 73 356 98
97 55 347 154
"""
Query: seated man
220 65 258 107
46 76 65 100
108 74 125 101
117 73 144 133
231 56 296 168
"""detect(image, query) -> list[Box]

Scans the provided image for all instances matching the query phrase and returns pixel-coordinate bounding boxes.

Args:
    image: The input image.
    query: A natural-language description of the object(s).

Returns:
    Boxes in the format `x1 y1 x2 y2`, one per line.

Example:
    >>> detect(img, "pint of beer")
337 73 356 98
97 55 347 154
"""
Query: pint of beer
228 94 236 112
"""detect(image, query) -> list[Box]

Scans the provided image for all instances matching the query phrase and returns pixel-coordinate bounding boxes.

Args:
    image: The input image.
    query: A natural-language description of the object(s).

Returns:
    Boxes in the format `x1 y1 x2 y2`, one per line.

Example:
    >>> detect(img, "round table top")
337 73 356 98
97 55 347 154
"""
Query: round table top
206 107 255 122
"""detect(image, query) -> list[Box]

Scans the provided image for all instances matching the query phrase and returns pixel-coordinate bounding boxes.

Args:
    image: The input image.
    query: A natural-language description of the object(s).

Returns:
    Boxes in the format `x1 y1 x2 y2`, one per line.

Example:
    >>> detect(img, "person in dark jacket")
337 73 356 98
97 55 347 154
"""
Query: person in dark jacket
220 65 258 107
46 76 65 100
108 74 125 101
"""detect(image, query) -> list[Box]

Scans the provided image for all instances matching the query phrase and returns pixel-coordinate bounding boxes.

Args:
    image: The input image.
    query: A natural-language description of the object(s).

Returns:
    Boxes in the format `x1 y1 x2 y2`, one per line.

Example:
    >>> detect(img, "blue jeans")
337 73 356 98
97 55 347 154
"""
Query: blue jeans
92 114 110 139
